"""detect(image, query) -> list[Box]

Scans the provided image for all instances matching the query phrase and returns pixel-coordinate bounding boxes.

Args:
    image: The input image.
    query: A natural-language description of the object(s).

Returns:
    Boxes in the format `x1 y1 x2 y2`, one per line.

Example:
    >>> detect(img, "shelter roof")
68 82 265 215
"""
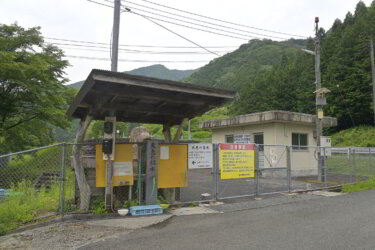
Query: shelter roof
67 69 236 125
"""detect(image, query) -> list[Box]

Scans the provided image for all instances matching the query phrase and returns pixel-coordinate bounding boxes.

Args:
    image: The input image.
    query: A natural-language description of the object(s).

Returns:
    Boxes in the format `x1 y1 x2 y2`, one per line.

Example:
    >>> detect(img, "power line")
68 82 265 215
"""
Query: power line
121 0 287 40
135 0 308 38
49 43 231 54
45 37 239 48
122 3 272 40
127 9 250 41
88 0 250 41
126 9 221 56
64 55 210 63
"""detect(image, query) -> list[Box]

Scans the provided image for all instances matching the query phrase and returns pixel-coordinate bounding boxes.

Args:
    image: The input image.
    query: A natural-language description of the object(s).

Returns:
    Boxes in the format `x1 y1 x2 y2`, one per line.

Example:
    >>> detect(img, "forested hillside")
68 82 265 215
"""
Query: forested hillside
186 1 375 131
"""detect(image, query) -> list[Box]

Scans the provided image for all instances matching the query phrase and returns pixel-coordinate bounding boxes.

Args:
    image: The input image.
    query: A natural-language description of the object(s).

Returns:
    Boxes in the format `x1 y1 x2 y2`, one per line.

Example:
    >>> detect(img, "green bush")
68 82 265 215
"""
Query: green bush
0 147 60 189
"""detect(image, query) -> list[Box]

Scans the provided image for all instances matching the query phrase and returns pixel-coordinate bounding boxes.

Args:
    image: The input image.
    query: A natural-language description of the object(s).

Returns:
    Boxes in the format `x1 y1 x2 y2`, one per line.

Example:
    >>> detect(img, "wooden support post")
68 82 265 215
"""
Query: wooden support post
173 118 187 143
163 124 172 143
162 124 174 203
72 115 92 211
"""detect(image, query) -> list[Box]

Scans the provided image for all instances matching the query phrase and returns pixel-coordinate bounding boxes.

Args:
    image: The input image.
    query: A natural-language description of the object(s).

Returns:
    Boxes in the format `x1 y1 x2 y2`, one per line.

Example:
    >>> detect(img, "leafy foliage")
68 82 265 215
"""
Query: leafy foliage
0 23 75 152
332 126 375 147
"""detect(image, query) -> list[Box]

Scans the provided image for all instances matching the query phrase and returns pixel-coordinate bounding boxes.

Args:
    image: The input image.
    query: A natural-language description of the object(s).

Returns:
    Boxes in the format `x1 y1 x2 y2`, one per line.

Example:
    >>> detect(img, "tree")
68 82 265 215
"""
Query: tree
0 23 74 152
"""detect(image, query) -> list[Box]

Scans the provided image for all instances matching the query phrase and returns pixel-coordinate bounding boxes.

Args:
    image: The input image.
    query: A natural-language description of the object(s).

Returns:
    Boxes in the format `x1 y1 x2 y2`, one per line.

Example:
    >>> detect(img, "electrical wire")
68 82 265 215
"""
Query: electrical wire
88 0 249 41
64 55 210 63
47 42 231 54
124 9 221 56
135 0 308 38
121 3 270 40
121 0 286 40
126 9 250 41
45 37 239 49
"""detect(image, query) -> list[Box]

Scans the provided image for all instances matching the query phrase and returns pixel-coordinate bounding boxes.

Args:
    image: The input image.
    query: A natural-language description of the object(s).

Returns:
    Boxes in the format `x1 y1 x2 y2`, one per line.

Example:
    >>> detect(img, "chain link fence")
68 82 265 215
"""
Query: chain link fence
1 143 375 220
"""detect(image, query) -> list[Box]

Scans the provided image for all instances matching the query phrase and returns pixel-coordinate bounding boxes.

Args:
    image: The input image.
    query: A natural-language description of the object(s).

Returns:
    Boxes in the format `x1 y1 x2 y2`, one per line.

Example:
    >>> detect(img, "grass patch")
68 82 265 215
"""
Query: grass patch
0 180 60 236
0 170 75 236
342 177 375 193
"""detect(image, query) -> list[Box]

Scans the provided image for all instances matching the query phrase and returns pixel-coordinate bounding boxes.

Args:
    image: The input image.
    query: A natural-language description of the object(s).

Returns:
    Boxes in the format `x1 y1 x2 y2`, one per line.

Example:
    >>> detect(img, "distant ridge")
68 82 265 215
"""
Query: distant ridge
67 64 196 89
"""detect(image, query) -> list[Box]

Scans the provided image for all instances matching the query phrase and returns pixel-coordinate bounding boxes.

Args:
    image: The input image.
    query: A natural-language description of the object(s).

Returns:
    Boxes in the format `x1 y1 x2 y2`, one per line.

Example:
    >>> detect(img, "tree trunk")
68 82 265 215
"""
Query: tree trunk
72 116 92 211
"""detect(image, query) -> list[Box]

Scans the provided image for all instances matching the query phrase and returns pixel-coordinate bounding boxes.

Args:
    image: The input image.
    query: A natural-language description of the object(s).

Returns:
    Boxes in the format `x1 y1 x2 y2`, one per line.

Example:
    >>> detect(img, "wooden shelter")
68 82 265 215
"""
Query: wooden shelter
67 69 236 209
67 69 235 125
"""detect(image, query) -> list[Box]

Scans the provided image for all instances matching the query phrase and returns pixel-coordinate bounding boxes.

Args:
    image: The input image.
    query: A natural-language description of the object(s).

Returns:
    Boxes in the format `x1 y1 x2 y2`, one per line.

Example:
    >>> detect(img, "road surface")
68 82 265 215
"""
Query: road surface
81 190 375 250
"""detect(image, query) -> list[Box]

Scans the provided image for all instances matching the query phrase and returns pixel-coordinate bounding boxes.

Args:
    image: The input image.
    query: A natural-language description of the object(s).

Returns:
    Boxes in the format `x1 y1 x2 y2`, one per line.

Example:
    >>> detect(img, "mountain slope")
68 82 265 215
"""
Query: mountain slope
67 64 196 89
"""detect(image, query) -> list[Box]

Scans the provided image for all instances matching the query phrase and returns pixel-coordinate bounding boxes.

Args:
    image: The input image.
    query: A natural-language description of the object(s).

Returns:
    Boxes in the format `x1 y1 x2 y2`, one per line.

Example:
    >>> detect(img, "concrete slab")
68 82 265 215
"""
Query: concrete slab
171 206 219 216
311 191 343 197
85 214 173 230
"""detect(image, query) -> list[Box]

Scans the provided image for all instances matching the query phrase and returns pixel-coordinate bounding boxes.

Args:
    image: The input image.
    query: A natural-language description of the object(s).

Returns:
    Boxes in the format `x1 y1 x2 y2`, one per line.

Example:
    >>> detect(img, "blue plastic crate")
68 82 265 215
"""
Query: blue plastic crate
129 205 163 216
0 189 8 198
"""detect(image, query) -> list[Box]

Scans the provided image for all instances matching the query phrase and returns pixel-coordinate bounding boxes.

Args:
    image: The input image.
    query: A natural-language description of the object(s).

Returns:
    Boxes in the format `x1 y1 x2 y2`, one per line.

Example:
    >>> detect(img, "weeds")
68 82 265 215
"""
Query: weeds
0 180 60 236
342 177 375 193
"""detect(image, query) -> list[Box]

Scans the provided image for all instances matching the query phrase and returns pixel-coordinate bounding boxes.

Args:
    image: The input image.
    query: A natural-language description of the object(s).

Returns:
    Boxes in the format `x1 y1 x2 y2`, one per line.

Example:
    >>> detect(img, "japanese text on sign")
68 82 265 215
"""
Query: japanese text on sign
234 134 253 144
188 143 213 169
219 144 255 179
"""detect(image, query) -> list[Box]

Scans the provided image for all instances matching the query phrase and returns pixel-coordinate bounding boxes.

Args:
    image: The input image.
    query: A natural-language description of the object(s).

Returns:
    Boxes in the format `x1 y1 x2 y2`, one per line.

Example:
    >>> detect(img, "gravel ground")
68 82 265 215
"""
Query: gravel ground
0 221 130 250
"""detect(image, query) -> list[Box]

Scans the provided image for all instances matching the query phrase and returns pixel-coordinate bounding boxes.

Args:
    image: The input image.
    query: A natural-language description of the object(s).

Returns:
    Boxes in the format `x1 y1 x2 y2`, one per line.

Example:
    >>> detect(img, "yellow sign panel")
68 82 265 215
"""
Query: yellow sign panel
96 144 134 187
158 144 188 188
219 144 256 179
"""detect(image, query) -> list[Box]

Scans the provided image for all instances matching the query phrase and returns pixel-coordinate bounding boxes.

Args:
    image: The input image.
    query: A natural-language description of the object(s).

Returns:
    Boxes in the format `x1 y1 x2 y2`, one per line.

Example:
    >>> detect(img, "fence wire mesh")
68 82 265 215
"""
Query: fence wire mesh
1 143 374 217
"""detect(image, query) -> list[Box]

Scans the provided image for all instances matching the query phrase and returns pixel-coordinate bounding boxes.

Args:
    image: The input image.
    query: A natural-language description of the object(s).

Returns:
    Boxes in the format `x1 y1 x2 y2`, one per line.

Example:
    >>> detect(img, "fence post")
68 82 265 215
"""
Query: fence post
255 144 260 196
286 146 291 193
323 147 327 190
352 148 356 184
369 148 371 177
60 144 65 215
212 144 218 201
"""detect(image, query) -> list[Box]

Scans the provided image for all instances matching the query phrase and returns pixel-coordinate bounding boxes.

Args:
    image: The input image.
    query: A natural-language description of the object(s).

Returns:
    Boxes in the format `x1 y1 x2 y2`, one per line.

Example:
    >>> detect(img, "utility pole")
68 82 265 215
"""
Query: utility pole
370 38 375 125
111 0 121 72
314 17 324 181
105 0 121 209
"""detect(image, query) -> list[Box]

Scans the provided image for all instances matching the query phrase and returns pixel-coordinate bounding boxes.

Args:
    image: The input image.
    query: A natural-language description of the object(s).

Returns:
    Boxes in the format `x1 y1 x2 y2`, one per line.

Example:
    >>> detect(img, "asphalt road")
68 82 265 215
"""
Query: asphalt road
81 190 375 250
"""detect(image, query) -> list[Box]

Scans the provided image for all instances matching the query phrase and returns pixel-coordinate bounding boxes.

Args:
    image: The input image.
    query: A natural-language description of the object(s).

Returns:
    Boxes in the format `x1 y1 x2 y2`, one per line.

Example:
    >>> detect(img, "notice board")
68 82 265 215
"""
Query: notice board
157 144 188 188
219 144 256 179
188 143 213 169
96 144 134 187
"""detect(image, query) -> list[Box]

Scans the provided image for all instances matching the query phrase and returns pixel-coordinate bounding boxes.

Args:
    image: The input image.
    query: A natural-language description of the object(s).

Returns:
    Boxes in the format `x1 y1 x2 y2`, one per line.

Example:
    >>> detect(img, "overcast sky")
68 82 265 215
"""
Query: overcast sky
1 0 372 83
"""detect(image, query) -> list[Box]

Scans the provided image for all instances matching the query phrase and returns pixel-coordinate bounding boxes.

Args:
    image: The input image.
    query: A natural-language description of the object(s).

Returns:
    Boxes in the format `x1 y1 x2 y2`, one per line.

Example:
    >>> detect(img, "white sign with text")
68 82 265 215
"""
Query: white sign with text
188 143 213 169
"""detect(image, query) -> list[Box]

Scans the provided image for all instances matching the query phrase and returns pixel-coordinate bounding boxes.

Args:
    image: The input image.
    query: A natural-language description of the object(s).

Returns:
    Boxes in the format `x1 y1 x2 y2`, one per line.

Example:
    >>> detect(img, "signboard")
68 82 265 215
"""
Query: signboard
113 162 133 176
234 134 253 144
160 146 169 160
219 144 256 179
188 143 213 169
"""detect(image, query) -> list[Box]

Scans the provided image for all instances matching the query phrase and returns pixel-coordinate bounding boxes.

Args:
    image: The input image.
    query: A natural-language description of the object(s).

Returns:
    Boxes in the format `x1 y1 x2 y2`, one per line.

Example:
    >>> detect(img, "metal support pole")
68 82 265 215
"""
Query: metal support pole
315 17 323 182
352 148 356 184
255 144 260 196
323 147 327 190
286 146 292 193
111 0 121 72
212 144 217 201
60 144 65 215
370 39 375 125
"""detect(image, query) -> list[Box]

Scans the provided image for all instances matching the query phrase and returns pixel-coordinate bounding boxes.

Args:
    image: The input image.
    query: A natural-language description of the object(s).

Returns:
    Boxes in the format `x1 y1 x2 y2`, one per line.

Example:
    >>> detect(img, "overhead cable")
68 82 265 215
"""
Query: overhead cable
64 55 210 63
121 0 286 40
45 37 238 48
135 0 308 38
